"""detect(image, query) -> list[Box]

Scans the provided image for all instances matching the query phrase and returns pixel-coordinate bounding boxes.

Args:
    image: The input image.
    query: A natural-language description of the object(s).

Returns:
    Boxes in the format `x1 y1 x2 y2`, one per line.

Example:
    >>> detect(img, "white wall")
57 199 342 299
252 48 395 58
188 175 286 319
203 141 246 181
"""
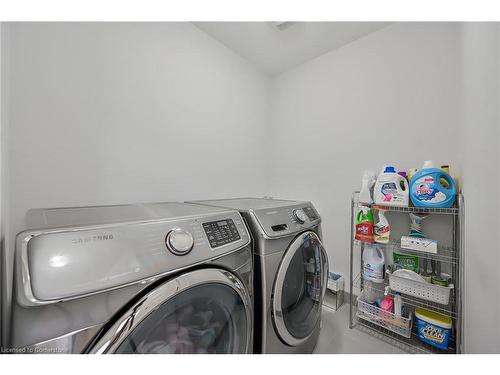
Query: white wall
459 23 500 353
1 22 271 345
0 22 10 349
269 22 461 286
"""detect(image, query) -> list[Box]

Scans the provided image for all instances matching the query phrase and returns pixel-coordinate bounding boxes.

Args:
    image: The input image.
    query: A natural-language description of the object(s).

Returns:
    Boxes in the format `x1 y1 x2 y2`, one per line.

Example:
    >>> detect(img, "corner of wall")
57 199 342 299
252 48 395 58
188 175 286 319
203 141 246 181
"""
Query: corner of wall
0 21 12 348
458 22 500 354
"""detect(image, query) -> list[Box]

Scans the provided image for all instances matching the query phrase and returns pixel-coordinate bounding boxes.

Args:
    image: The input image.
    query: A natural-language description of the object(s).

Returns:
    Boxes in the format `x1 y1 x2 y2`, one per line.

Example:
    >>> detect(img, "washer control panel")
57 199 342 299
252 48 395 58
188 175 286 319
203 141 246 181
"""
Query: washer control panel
252 203 321 238
293 209 308 223
202 218 241 248
303 206 319 221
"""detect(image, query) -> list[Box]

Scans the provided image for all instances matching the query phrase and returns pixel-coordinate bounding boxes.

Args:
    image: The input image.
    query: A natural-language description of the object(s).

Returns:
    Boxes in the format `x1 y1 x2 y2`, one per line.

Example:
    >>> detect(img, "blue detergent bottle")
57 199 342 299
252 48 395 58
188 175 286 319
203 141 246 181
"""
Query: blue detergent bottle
409 160 456 208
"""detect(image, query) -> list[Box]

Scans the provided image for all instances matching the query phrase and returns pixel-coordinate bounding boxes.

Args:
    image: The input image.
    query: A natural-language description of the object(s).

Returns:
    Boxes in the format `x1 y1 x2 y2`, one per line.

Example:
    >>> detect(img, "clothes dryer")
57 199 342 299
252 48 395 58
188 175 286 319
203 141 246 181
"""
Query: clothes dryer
188 198 328 354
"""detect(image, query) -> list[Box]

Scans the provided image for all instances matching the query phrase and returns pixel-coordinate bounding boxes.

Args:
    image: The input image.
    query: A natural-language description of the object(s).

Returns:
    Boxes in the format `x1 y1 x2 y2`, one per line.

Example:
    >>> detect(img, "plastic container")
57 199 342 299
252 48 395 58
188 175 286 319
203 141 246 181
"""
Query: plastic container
415 307 452 350
362 244 385 283
374 166 409 207
394 293 402 317
409 160 456 208
408 168 418 181
388 271 453 305
359 170 376 204
374 210 390 244
356 291 412 338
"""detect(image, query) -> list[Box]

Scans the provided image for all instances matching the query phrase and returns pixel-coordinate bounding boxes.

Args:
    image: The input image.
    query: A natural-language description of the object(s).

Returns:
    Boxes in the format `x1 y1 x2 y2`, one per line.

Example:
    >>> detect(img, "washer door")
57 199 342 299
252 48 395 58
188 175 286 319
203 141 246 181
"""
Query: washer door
89 268 252 354
272 231 327 346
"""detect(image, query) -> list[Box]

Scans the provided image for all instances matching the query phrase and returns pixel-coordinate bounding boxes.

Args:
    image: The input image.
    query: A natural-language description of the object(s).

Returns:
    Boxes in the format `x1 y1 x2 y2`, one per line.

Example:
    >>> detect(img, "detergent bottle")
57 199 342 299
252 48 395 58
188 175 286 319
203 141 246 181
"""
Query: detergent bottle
409 160 456 208
373 166 409 207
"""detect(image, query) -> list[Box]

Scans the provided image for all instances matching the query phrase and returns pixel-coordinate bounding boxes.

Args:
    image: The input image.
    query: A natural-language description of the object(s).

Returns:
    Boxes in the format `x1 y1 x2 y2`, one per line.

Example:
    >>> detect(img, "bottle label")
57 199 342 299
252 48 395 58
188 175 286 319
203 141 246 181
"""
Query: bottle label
380 182 406 203
374 224 390 243
364 262 385 280
421 323 447 344
414 176 446 203
355 223 374 243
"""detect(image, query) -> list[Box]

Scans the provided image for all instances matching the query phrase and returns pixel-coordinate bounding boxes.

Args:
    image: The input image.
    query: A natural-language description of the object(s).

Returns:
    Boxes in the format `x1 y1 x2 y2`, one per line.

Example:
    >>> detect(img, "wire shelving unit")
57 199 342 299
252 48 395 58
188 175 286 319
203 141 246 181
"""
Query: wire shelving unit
349 192 464 354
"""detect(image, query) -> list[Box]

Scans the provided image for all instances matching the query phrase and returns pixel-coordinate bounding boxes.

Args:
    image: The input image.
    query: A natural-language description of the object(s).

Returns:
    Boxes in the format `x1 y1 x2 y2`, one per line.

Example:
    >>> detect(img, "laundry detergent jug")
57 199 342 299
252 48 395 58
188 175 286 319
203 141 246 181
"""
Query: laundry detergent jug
374 166 409 207
410 160 456 208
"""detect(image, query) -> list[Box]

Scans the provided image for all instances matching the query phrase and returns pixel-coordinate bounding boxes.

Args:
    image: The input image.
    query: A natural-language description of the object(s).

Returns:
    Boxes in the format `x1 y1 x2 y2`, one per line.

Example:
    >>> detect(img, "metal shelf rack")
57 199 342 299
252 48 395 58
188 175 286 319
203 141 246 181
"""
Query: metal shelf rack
353 239 458 264
349 192 464 354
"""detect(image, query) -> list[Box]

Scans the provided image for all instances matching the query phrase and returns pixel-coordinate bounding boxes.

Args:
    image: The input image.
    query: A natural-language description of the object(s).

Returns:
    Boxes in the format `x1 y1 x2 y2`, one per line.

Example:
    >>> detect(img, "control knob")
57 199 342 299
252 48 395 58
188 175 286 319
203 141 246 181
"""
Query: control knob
293 209 307 224
165 228 194 255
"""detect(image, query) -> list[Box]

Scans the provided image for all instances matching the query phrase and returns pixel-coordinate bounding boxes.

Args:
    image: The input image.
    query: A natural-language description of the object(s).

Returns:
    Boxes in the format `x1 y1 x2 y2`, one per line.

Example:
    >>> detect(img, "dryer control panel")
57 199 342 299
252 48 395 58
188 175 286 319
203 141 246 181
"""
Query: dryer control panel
252 203 321 238
17 208 250 306
202 219 241 248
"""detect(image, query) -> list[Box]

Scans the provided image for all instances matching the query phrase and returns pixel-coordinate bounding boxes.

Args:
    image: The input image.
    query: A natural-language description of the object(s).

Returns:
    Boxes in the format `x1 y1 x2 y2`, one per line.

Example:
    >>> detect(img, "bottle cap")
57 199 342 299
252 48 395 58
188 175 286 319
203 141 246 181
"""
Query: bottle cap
423 160 434 168
383 166 396 173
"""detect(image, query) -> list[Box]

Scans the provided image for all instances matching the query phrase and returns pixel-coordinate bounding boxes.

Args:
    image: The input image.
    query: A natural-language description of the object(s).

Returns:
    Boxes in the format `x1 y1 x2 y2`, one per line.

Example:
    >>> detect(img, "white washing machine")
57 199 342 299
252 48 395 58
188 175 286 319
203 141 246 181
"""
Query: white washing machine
10 202 253 354
188 198 329 354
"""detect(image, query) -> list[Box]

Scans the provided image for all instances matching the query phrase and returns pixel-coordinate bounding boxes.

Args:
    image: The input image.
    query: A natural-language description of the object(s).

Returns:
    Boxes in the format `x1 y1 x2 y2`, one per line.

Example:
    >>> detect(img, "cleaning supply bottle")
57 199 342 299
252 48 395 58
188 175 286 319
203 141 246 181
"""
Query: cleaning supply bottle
440 165 460 193
363 281 379 304
408 213 428 238
440 165 451 189
394 293 403 317
362 244 385 283
409 160 456 208
374 166 409 207
374 209 390 244
378 286 394 312
355 205 374 243
408 168 418 182
359 170 376 204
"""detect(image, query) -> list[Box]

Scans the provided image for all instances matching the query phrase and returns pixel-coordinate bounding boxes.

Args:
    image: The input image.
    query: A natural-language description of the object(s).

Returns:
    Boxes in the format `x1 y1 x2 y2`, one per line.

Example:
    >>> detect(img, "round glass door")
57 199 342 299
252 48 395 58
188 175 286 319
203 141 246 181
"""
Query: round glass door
90 269 252 354
272 231 326 346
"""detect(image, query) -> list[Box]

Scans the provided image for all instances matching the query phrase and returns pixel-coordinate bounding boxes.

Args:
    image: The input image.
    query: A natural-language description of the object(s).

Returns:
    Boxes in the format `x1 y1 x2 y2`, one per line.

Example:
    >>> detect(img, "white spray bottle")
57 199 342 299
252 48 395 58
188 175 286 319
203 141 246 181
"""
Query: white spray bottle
359 170 376 204
374 210 390 244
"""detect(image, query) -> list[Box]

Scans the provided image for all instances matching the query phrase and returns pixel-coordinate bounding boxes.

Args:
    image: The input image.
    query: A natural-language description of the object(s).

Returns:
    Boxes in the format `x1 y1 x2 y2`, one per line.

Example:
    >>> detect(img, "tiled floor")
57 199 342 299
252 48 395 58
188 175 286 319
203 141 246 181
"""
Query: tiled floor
314 304 405 354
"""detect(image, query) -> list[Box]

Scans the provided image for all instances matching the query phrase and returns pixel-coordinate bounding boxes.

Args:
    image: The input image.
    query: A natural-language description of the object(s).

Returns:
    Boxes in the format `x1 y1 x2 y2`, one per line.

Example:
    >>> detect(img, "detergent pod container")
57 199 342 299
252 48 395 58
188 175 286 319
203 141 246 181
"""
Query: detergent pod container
410 160 456 208
374 166 409 207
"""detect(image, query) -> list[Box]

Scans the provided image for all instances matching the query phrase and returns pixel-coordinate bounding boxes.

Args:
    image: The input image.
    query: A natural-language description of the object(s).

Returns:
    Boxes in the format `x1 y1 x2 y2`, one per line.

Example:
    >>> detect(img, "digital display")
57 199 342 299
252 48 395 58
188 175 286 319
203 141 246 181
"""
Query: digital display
271 224 288 232
303 207 319 221
203 219 241 248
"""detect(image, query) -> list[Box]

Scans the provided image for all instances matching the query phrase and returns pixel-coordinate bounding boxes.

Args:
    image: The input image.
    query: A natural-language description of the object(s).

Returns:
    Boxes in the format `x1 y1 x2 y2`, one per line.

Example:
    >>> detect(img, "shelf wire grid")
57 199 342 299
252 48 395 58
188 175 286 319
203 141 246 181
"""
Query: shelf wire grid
353 239 458 264
354 310 456 354
353 273 457 319
371 203 460 215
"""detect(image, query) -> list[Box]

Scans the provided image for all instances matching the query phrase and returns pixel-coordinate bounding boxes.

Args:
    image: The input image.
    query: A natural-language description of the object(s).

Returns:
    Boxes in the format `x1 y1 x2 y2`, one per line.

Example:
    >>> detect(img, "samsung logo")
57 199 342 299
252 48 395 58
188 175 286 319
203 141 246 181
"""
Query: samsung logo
72 234 114 244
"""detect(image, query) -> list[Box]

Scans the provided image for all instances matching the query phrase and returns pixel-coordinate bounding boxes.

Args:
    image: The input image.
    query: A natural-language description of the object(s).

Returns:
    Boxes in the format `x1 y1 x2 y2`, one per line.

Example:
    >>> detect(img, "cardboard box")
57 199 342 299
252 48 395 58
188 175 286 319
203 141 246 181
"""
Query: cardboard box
400 236 437 254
